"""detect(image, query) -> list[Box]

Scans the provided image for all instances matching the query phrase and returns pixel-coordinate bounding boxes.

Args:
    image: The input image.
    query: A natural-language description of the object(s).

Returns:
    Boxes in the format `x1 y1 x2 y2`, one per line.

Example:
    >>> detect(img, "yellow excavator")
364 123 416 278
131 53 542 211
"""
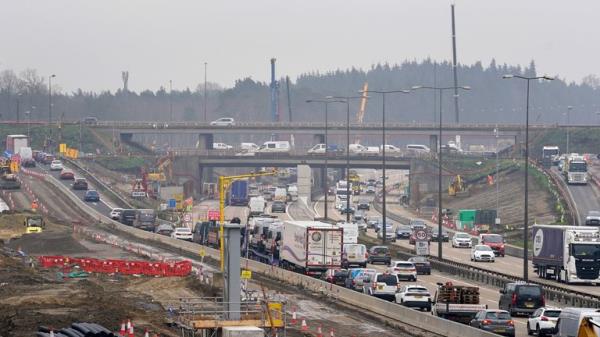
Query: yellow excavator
578 316 600 337
24 215 45 234
448 175 468 197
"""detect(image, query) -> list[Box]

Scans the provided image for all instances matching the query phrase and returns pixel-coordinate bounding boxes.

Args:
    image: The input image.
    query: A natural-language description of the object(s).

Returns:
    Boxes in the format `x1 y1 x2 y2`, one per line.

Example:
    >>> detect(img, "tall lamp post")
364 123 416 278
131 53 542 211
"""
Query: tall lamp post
24 110 31 139
306 99 344 219
411 85 471 259
359 89 411 244
48 74 56 144
502 74 554 282
328 95 366 222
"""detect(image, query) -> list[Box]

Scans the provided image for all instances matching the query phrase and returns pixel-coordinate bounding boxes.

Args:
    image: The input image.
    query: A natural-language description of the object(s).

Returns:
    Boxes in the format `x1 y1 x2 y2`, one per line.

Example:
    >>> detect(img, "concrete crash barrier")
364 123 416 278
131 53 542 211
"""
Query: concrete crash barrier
44 170 498 337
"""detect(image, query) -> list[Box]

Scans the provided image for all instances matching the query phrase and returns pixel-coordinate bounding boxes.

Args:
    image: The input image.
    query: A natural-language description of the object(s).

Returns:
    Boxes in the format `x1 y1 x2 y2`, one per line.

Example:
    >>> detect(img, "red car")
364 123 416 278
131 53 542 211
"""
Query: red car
60 170 75 180
479 233 505 257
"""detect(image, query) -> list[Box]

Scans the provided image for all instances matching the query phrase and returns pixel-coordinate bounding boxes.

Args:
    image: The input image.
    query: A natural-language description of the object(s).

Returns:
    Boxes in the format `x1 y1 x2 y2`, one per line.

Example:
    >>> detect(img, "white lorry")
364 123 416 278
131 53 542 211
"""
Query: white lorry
279 221 343 276
248 196 266 216
532 225 600 284
273 187 287 203
563 154 588 185
287 184 298 201
337 222 358 244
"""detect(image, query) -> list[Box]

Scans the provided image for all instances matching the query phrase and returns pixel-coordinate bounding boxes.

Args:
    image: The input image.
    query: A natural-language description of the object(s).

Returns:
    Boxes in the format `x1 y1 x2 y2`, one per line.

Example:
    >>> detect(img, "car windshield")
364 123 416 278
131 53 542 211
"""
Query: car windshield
371 247 388 254
407 287 428 293
395 263 414 268
570 162 587 172
589 211 600 217
485 311 511 320
517 285 542 297
88 191 98 196
176 228 191 233
376 274 398 285
410 256 427 263
543 310 561 318
483 235 503 243
398 225 411 231
476 246 492 251
456 233 470 238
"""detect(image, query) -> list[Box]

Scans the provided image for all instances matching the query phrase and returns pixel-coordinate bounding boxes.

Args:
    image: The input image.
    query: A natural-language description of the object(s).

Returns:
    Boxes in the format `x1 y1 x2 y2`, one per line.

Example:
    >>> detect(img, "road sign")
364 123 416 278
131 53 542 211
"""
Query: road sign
199 248 205 257
415 230 428 241
207 210 220 221
183 213 192 222
241 270 252 279
168 199 176 208
415 241 430 256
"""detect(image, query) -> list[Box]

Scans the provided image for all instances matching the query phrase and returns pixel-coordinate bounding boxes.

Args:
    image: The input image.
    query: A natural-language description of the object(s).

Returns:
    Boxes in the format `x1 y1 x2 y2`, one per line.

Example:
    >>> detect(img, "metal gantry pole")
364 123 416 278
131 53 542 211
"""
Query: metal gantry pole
324 103 329 220
346 100 351 223
524 79 530 282
438 89 443 259
204 62 208 122
382 93 387 244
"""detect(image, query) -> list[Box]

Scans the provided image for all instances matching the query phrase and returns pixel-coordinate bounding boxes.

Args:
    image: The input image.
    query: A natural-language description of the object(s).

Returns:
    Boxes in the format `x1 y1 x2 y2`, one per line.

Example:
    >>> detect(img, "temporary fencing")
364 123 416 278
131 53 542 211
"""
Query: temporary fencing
38 255 192 277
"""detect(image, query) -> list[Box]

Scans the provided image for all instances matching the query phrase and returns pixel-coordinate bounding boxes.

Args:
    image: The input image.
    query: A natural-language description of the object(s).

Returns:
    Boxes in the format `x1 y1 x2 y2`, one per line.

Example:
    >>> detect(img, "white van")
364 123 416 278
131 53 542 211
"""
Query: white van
213 142 233 150
248 196 266 216
338 222 359 244
256 141 291 154
555 308 600 337
380 144 402 153
241 143 259 152
342 243 368 268
349 143 367 154
406 144 431 153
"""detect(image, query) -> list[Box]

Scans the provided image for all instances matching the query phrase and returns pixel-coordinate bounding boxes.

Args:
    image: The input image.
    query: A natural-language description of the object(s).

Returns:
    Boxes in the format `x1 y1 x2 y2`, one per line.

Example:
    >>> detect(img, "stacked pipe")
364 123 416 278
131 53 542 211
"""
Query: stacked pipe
36 323 118 337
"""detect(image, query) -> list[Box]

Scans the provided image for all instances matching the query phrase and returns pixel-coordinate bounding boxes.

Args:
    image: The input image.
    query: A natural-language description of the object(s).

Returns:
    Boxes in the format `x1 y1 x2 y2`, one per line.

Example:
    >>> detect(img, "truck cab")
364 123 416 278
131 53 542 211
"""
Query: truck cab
24 215 45 234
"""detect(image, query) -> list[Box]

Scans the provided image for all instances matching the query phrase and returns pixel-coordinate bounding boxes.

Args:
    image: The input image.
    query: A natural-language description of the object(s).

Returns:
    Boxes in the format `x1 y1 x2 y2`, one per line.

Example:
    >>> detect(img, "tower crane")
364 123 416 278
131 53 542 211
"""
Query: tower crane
355 82 369 144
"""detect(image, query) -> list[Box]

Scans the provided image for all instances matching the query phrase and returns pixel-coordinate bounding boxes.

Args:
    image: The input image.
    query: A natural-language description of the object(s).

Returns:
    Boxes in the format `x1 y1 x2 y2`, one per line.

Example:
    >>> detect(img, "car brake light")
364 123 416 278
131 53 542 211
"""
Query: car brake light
511 293 517 305
507 320 514 326
365 252 369 259
482 319 492 325
541 316 549 321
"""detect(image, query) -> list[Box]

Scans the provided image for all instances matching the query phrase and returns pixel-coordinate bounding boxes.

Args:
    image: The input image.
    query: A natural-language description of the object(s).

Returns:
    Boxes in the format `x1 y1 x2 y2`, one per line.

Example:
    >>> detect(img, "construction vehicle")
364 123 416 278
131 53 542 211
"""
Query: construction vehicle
577 316 600 337
24 215 45 234
432 282 486 324
448 175 467 197
348 170 361 195
0 159 21 190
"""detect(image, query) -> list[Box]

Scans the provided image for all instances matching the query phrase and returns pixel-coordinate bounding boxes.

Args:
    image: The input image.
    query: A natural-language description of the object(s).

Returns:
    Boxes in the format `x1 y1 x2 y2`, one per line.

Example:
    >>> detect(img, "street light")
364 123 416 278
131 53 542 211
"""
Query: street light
359 89 411 244
411 85 471 260
48 74 56 144
327 95 366 222
306 99 344 219
24 110 31 139
502 74 554 282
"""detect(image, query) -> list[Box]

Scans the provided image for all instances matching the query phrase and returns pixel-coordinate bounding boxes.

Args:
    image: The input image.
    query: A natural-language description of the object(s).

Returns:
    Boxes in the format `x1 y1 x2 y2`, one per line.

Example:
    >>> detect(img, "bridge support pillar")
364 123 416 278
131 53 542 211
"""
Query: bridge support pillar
197 133 215 150
429 134 438 152
198 164 215 196
297 165 312 200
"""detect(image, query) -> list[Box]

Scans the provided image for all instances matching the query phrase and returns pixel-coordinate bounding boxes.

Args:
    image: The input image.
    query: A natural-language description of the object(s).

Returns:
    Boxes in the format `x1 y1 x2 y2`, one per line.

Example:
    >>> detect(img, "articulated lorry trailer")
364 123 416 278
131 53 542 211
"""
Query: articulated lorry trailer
532 225 600 284
279 221 343 276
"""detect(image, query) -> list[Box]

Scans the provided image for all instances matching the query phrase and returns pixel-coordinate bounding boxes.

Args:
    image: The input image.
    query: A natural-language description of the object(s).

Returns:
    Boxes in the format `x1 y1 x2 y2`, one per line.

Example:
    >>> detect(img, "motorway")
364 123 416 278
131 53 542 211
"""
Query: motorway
556 164 600 226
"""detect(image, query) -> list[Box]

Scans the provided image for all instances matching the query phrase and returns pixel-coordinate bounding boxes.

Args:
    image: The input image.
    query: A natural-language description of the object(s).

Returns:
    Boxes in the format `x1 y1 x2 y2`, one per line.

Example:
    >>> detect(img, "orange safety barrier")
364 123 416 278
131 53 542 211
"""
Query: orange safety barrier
37 256 192 277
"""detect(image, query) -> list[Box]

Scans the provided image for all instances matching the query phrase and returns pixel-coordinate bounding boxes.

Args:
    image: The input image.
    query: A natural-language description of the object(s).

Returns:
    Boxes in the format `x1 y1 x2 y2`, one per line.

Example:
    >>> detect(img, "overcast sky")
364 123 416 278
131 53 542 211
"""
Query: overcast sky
1 0 597 92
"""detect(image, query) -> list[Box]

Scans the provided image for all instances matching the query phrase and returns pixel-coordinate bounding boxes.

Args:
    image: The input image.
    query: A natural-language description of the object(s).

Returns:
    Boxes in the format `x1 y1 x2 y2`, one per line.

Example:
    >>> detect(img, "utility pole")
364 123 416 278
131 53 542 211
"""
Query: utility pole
169 80 173 121
451 4 460 123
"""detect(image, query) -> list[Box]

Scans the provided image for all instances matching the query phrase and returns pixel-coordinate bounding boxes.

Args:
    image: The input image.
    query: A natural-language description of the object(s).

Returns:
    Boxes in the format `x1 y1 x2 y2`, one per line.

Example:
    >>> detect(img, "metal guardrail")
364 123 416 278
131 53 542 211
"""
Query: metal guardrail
61 157 133 209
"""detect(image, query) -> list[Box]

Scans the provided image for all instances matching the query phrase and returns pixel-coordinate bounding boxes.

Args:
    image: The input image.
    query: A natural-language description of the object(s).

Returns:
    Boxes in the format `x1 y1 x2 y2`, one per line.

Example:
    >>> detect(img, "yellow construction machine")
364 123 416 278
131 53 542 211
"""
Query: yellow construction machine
24 215 45 234
448 175 468 197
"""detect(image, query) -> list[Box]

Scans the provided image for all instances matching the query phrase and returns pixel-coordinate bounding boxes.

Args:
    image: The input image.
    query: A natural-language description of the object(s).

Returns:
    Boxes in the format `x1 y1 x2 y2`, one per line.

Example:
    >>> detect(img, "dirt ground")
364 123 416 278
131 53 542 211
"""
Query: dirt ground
443 169 556 225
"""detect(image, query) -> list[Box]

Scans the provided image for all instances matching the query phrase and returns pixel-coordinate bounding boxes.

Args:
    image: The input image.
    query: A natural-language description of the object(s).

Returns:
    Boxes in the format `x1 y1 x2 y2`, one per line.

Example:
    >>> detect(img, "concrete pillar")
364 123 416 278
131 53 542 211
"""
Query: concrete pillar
313 134 325 144
120 133 133 142
297 165 312 199
223 223 243 320
429 134 438 153
197 133 215 150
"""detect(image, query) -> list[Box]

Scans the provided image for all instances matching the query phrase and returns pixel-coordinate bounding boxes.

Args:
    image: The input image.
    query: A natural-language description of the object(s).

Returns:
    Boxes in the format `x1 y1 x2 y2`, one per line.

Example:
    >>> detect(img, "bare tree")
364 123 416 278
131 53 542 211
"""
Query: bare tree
20 68 46 95
582 74 600 89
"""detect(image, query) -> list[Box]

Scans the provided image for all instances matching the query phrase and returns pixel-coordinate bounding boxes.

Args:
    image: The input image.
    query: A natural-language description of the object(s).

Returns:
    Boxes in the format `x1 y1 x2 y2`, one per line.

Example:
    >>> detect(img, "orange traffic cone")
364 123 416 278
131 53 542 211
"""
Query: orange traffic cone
317 325 323 337
329 327 335 337
119 322 126 336
291 307 297 325
300 318 308 332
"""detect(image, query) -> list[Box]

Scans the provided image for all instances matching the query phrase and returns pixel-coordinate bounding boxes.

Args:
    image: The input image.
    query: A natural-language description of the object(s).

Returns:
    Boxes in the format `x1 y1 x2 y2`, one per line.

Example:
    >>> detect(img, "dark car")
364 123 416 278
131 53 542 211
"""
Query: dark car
271 201 286 213
83 190 100 202
396 225 412 239
431 228 450 242
119 209 137 226
340 206 355 215
21 159 36 167
499 282 545 316
357 200 370 210
470 310 515 337
72 178 88 190
367 246 391 265
408 256 431 275
343 268 366 290
353 211 366 223
322 269 349 286
409 219 427 231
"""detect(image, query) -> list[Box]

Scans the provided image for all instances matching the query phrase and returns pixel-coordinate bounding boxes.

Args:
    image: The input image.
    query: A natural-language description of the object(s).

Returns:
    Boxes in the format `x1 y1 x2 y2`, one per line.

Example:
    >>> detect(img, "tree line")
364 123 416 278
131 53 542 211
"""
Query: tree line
1 60 599 125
